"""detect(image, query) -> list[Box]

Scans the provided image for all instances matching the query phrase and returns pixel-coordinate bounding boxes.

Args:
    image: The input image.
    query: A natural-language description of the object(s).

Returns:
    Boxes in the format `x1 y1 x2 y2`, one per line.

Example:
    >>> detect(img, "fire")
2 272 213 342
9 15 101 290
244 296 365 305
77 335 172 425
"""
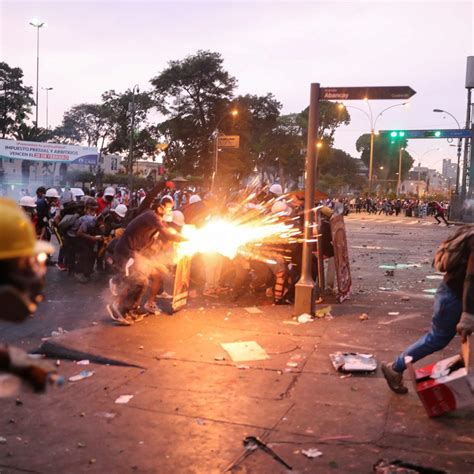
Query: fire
176 217 300 262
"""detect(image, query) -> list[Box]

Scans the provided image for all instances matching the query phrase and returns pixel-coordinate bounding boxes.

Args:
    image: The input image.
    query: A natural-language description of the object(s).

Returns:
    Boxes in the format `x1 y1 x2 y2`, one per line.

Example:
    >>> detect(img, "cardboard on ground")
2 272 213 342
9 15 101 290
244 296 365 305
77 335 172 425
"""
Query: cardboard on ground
221 341 269 362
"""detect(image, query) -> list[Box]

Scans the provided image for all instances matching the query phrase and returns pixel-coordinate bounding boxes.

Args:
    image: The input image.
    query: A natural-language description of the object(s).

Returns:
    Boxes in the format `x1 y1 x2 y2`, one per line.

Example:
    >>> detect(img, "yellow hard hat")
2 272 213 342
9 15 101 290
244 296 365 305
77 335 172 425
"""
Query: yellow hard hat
0 198 53 260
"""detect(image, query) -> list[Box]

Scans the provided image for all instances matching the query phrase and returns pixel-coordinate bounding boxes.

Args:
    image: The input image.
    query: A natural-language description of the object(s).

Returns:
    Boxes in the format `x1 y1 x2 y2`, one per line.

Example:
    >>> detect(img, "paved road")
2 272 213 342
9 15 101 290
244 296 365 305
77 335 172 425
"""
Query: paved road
0 217 471 473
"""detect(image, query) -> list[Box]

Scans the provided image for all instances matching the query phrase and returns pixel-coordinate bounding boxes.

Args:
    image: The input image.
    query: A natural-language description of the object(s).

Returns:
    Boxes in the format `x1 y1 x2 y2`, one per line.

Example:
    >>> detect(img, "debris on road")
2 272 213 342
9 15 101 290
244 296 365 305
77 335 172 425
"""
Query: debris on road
401 296 411 301
237 365 250 370
315 306 332 318
214 355 225 361
297 313 313 323
0 437 6 445
302 448 323 459
426 275 443 280
245 306 263 314
329 352 377 372
243 436 292 470
115 395 134 404
423 288 437 294
384 270 394 277
388 312 400 316
359 313 369 321
373 458 447 474
68 371 94 382
286 362 298 368
378 287 394 292
77 442 86 448
221 341 269 362
76 360 90 365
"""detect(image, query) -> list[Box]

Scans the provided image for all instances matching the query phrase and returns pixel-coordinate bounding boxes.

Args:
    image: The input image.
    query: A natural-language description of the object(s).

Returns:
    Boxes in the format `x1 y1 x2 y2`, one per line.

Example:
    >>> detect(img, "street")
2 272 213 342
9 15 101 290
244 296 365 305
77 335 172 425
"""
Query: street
0 216 471 474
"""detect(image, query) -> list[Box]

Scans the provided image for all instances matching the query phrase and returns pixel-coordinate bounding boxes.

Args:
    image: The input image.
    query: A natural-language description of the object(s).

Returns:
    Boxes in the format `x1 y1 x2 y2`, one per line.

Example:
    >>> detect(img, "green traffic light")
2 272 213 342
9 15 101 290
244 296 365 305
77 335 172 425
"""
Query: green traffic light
434 130 441 137
390 131 398 138
399 131 406 137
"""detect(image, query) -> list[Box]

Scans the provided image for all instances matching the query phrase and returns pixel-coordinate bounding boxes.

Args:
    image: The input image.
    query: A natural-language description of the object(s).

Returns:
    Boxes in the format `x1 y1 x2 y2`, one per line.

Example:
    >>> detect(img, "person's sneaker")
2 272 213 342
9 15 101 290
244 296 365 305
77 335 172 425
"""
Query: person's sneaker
109 278 118 296
143 302 161 315
74 273 89 284
56 263 67 271
381 362 408 394
129 311 145 323
106 304 132 326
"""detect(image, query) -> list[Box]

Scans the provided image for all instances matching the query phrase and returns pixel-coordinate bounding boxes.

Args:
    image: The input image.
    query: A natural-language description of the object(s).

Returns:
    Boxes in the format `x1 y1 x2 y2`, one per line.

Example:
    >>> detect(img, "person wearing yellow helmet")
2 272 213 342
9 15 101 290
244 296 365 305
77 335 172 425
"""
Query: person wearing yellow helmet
0 198 60 393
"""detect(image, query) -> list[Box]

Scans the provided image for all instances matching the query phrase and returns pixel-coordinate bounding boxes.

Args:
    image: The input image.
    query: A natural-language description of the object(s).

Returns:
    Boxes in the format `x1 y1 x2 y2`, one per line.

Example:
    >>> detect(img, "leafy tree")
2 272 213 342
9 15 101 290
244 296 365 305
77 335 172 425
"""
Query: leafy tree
0 62 34 138
356 133 414 181
151 50 237 177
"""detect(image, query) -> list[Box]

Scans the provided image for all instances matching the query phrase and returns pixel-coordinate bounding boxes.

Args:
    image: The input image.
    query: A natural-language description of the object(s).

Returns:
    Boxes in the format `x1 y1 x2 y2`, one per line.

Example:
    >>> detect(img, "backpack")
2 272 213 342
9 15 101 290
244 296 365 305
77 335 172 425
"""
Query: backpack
434 225 474 273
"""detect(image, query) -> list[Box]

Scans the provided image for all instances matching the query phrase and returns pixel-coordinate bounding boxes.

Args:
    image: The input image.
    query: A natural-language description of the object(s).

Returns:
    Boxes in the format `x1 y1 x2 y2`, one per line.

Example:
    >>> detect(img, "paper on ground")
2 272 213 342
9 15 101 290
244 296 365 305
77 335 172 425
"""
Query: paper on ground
245 307 263 314
221 341 269 362
115 395 134 404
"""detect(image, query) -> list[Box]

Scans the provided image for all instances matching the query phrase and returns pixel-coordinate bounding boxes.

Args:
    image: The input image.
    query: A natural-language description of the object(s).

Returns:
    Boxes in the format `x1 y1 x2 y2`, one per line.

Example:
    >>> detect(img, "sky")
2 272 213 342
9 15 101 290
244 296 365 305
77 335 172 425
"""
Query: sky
1 0 473 172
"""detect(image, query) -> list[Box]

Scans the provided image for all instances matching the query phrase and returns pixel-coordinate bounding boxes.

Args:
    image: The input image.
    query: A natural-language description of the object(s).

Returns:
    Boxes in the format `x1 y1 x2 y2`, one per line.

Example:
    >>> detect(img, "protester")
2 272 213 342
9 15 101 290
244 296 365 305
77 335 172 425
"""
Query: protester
381 225 474 394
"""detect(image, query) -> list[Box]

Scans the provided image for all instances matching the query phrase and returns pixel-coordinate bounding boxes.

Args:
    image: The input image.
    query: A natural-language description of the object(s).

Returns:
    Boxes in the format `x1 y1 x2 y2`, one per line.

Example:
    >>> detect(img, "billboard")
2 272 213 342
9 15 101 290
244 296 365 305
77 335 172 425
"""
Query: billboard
0 139 98 165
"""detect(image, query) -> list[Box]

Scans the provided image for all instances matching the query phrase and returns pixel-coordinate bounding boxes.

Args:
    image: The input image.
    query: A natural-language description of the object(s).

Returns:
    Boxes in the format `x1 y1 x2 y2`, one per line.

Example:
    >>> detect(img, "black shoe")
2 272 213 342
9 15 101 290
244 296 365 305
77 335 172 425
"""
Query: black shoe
381 362 408 394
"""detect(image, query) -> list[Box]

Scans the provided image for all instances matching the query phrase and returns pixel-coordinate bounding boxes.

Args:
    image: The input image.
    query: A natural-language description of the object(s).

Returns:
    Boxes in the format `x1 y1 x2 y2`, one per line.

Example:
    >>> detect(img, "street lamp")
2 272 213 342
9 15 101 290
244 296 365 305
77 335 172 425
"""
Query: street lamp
128 84 139 175
29 19 45 128
397 147 405 197
42 87 53 129
211 108 238 191
412 148 439 198
341 101 408 193
433 108 462 194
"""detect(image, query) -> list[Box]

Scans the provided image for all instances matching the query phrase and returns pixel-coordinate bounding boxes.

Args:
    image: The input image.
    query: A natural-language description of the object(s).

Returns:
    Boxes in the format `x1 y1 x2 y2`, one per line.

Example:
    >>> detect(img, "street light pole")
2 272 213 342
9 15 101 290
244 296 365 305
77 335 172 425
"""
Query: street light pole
42 87 53 129
294 83 320 316
29 20 45 128
128 84 139 175
433 108 462 194
397 146 404 198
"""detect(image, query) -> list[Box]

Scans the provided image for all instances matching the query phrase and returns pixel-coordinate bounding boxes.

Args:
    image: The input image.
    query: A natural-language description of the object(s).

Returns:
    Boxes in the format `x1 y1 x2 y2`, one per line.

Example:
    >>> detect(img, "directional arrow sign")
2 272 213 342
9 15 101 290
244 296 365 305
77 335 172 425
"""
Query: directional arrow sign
320 86 416 101
379 129 472 139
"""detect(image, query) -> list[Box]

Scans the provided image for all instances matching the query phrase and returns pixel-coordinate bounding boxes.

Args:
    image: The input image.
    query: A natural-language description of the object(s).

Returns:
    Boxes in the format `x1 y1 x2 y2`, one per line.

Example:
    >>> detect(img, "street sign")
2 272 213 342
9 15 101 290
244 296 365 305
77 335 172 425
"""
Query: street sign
320 86 416 101
379 129 472 139
218 135 240 148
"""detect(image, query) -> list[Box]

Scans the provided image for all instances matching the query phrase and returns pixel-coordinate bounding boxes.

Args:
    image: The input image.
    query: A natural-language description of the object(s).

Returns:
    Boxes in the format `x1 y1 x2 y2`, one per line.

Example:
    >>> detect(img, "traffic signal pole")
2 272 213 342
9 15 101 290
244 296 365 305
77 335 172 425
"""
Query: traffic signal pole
461 87 472 198
295 83 320 316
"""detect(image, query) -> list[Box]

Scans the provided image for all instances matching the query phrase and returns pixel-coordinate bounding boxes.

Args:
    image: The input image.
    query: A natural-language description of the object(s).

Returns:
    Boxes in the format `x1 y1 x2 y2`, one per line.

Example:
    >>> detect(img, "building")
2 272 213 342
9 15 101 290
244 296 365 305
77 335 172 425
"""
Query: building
400 166 449 196
442 158 457 189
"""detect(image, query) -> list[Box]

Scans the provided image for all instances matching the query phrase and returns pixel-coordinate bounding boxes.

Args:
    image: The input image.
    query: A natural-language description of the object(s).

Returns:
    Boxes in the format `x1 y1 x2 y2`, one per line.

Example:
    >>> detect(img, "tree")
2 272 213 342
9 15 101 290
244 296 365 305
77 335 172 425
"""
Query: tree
0 62 34 138
356 133 414 181
151 50 237 177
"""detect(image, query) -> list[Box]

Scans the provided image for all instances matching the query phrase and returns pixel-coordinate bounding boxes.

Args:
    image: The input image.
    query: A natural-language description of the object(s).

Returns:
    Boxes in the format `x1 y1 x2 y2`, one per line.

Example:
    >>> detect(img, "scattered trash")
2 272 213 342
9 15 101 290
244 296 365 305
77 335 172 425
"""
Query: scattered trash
92 322 98 326
379 263 418 270
387 312 400 316
401 296 411 301
384 270 394 277
77 442 86 448
243 436 292 470
15 399 22 406
115 395 133 404
196 418 206 426
221 341 269 362
315 306 332 318
160 352 175 359
214 355 225 361
55 360 61 367
139 346 144 350
283 320 299 325
68 371 94 382
423 288 437 294
426 275 443 280
245 307 263 314
89 459 96 465
95 412 116 419
378 287 393 292
51 327 67 337
27 354 44 360
302 448 323 459
373 459 447 474
76 360 90 365
79 412 86 417
0 437 6 445
329 352 377 372
297 313 314 323
237 365 250 370
339 374 352 379
359 313 369 321
286 362 298 368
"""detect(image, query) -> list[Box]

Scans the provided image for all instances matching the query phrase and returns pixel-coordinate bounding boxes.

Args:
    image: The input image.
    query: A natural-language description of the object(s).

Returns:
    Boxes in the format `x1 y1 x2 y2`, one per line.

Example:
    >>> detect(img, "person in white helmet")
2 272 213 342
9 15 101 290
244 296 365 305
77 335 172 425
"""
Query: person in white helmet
269 183 283 199
19 196 37 229
97 186 116 214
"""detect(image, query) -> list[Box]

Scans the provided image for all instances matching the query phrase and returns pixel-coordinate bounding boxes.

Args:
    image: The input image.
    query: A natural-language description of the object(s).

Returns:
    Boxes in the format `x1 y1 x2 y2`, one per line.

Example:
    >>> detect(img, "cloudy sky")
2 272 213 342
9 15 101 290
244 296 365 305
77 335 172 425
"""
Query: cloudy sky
1 0 473 171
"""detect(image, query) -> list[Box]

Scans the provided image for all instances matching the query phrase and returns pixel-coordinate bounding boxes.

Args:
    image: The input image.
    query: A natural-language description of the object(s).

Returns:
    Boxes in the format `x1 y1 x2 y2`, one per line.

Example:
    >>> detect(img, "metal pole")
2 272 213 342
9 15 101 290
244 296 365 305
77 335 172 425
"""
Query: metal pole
368 129 374 193
295 83 320 316
461 88 472 197
456 138 462 194
397 147 403 198
35 26 40 127
45 88 49 130
128 90 136 175
211 130 218 191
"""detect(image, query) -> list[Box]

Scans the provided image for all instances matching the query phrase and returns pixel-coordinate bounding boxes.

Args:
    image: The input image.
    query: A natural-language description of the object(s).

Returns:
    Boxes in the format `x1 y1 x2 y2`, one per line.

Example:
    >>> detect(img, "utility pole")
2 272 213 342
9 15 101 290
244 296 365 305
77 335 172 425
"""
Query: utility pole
294 83 320 316
29 20 45 128
42 87 53 129
128 85 139 175
397 146 404 198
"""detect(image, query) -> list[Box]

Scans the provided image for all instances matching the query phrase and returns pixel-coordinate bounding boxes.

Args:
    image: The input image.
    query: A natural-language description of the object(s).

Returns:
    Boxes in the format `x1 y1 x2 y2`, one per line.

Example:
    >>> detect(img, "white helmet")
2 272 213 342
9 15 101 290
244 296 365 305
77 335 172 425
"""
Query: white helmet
19 196 37 208
45 188 59 199
189 194 202 204
269 183 283 196
104 186 115 197
113 204 128 218
271 200 291 215
172 210 185 227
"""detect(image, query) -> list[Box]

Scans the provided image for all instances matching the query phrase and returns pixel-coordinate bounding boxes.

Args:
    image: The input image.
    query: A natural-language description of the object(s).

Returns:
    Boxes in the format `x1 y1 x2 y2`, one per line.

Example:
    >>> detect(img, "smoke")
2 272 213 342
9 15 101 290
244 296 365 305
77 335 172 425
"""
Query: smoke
462 199 474 211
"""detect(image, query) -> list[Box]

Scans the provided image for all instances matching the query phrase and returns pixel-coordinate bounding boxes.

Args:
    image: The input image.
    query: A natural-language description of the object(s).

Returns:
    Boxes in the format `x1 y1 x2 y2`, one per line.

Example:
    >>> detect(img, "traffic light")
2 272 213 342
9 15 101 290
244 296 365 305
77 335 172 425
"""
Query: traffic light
424 130 442 138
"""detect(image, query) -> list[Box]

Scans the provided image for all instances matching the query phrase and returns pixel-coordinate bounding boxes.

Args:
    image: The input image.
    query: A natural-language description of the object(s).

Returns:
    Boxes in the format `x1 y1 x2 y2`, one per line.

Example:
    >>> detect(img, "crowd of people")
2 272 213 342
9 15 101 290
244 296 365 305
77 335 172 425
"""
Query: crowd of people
17 182 340 325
